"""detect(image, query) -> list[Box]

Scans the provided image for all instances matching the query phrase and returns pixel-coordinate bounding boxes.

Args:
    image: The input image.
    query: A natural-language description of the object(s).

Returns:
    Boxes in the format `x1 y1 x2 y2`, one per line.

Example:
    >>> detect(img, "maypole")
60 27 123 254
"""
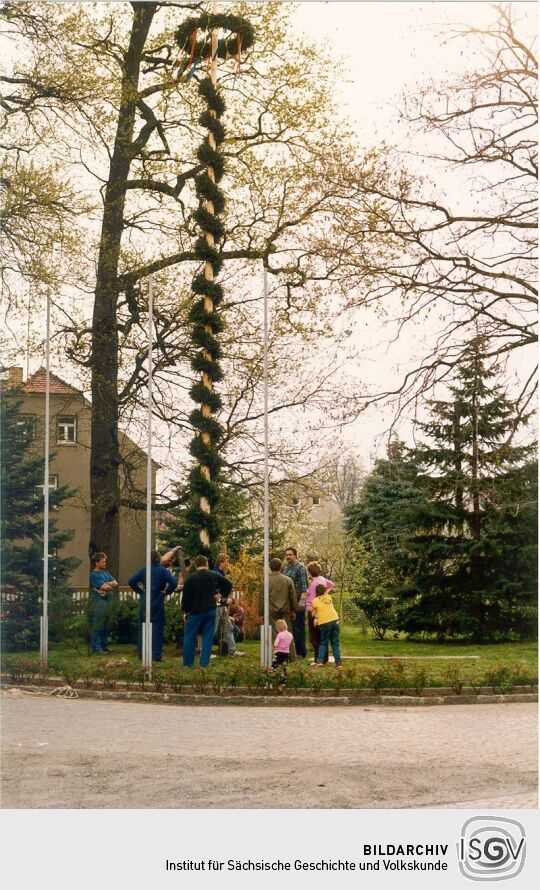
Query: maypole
174 8 254 557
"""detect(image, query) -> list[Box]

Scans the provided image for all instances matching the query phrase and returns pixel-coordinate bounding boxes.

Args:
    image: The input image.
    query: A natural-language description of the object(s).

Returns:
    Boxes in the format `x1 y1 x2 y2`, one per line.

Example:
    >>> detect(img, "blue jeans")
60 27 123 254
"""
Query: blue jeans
91 595 110 652
183 609 216 667
317 620 341 664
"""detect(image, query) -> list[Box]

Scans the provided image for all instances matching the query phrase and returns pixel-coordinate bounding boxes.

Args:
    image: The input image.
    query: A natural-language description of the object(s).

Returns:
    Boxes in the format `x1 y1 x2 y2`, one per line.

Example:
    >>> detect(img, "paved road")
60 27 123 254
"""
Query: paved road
1 693 537 809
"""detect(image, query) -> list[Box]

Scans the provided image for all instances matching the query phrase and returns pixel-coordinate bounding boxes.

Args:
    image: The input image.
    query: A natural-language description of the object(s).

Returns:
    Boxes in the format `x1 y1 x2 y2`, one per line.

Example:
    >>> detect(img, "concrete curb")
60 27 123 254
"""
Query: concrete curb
3 684 537 707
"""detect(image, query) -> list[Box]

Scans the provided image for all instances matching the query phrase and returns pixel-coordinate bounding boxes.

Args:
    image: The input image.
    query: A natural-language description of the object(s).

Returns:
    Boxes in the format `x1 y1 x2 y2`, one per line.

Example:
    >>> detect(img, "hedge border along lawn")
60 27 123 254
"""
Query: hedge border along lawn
2 628 537 696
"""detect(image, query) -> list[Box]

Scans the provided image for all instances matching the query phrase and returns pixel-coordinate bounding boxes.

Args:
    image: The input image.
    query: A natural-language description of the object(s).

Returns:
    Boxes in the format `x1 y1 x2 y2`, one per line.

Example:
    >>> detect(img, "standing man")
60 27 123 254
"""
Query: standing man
213 554 244 656
182 555 232 667
128 550 179 663
283 547 308 658
90 552 118 654
265 558 297 661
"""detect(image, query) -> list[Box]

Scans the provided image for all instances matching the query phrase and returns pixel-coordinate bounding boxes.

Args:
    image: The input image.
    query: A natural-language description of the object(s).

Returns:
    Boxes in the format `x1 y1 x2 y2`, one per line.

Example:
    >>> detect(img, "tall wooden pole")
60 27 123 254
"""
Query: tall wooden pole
176 7 253 557
198 5 219 551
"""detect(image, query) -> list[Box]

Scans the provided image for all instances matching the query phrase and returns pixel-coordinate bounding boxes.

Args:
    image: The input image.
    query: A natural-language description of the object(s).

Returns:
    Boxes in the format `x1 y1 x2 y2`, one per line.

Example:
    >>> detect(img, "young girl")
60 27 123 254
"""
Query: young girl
272 619 293 669
311 583 341 666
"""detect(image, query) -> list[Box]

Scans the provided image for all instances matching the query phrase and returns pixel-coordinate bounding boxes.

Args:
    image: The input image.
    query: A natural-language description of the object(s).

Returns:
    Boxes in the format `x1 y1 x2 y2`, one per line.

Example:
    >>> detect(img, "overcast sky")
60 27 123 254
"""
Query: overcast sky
287 1 537 458
7 1 537 477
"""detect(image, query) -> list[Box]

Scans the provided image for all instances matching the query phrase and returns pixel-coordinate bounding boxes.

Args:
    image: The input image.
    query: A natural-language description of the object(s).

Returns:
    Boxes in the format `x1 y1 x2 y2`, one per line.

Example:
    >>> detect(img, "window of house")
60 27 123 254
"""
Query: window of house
312 496 321 507
57 416 77 443
292 497 300 507
16 414 36 445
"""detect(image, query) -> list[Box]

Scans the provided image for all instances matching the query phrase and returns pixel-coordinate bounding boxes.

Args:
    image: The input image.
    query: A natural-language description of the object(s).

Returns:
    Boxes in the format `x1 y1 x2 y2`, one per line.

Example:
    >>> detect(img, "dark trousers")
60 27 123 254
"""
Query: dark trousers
138 602 165 661
183 609 216 667
271 652 289 669
292 608 307 658
308 612 321 659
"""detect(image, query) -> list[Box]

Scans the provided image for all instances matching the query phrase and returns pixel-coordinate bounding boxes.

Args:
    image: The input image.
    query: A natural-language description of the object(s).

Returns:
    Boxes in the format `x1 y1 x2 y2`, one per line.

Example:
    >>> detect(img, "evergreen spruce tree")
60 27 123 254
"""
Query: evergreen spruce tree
1 394 79 651
345 439 424 633
398 337 537 641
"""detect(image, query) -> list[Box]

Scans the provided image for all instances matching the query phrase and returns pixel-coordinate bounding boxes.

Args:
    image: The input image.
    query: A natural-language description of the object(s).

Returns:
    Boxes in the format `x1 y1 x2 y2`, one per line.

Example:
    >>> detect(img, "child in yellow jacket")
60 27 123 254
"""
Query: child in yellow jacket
311 583 341 666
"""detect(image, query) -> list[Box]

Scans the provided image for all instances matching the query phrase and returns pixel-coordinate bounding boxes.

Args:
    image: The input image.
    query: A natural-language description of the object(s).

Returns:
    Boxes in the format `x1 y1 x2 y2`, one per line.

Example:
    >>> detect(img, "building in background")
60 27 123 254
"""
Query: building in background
5 366 158 587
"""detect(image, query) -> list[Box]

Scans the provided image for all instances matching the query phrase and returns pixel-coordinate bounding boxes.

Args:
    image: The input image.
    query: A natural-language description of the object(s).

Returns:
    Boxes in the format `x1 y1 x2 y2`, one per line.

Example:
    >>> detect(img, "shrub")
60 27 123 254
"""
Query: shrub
152 666 169 692
410 666 428 696
108 597 139 645
388 659 408 692
511 663 537 692
307 670 324 695
485 665 515 693
241 602 263 641
443 664 465 694
164 596 184 646
168 670 186 694
190 667 210 694
117 663 140 690
368 666 391 691
57 659 82 688
209 668 230 694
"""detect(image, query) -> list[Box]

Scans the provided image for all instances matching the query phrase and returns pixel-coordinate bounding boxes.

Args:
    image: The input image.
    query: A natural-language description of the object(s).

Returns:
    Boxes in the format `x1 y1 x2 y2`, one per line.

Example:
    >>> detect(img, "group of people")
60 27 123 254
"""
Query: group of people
89 546 341 669
267 550 341 668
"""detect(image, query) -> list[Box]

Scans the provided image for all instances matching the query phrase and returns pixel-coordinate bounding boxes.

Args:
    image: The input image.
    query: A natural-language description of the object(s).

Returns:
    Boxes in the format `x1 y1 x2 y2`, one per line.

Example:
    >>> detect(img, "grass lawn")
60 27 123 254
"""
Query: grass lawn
2 625 537 688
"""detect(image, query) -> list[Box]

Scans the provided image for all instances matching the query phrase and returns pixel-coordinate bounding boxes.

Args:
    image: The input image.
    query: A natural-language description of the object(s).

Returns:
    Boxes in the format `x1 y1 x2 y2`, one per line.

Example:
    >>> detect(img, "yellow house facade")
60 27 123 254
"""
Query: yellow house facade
6 366 158 588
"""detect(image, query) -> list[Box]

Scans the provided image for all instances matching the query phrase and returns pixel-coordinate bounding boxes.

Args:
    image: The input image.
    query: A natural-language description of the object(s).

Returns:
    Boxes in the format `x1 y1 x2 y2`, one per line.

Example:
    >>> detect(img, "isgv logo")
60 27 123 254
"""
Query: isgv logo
458 817 526 881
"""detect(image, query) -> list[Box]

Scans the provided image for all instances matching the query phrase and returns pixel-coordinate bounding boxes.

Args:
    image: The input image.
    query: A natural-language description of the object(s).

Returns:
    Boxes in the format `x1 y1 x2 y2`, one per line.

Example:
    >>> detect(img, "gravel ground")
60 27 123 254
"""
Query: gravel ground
1 692 537 809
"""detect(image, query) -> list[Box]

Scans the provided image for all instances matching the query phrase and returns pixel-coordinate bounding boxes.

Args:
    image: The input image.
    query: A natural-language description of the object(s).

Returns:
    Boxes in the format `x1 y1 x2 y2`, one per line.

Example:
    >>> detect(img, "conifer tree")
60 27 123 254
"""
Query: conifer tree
0 394 79 650
345 439 424 634
398 337 537 641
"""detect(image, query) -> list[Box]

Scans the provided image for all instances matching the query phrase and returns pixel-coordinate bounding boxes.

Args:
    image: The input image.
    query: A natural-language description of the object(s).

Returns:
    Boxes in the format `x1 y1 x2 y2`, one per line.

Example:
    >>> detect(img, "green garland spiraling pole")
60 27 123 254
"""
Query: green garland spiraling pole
174 11 254 555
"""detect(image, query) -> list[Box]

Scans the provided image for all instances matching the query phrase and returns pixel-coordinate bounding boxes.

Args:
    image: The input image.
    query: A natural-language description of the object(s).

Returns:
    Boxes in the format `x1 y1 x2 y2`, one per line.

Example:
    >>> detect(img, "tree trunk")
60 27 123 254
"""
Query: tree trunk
89 3 157 573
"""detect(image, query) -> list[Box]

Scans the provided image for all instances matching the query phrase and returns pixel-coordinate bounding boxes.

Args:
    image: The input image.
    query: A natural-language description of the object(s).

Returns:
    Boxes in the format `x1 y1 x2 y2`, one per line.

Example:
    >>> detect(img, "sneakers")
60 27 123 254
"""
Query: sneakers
231 651 245 657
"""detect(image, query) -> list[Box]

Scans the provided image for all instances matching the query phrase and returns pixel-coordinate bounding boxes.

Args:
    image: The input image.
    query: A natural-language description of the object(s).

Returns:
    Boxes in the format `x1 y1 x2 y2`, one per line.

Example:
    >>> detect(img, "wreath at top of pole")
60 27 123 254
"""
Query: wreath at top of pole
174 14 255 79
174 11 254 556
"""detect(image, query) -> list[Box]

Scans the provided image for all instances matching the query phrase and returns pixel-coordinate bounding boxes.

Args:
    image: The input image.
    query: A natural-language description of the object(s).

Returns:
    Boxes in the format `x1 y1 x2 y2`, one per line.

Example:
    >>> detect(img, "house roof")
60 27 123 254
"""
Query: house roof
20 367 161 468
23 367 81 396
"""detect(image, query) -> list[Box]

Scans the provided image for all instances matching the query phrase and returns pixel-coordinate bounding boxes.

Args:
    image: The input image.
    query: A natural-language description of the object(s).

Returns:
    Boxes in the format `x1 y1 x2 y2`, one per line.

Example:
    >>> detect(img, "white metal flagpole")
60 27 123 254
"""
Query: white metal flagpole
143 274 154 676
261 267 271 668
40 287 51 668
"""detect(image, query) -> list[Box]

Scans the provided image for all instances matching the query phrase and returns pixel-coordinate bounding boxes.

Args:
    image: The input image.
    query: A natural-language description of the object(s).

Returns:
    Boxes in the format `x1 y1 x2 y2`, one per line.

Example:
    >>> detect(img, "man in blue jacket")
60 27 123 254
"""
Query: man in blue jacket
90 552 118 654
129 550 179 662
